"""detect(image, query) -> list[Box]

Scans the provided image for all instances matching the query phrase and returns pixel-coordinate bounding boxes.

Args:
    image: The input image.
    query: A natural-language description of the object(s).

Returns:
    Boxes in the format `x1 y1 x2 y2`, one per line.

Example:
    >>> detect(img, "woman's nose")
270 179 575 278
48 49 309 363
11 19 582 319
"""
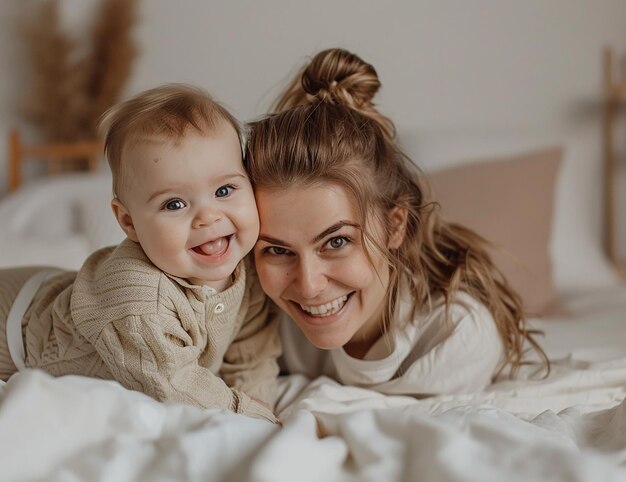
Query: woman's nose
295 256 327 299
192 205 222 229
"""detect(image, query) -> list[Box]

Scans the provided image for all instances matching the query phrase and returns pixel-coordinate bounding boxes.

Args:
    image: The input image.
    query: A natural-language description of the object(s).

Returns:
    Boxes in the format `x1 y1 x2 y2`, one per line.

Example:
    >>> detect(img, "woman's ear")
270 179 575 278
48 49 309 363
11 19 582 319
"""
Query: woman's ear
111 198 138 242
387 205 408 249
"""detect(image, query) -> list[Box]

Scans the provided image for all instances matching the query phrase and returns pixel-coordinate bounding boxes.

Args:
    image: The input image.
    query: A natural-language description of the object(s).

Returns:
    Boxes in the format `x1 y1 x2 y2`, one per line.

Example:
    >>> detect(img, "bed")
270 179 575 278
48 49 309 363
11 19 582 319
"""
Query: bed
0 132 625 481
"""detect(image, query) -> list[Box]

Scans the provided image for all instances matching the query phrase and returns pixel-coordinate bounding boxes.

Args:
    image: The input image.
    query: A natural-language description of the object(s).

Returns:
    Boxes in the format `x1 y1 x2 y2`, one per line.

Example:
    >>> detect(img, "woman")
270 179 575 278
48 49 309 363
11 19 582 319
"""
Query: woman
246 48 548 395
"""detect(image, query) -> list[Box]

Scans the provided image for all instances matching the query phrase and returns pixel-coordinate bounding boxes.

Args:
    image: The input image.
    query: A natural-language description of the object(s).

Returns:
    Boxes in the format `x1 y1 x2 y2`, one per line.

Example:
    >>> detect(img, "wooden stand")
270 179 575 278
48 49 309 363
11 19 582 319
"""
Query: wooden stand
603 48 626 278
7 129 103 192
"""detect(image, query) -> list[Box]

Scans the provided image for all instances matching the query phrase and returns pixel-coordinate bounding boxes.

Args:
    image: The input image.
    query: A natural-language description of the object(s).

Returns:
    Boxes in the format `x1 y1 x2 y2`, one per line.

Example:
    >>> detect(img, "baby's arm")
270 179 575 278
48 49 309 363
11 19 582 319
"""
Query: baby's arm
220 276 281 408
92 313 278 423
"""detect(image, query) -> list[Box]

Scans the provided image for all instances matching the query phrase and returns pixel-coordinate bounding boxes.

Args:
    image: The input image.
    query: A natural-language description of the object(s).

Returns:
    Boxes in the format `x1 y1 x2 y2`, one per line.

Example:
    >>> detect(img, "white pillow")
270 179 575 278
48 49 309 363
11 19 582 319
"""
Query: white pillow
0 171 123 269
76 191 126 251
0 176 80 239
0 235 91 270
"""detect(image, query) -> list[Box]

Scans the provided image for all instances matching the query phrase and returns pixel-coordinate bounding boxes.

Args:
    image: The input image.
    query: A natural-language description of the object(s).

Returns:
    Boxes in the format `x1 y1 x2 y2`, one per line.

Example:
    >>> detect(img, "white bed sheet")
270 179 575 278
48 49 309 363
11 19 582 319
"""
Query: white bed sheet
1 367 625 481
533 283 626 364
0 283 625 481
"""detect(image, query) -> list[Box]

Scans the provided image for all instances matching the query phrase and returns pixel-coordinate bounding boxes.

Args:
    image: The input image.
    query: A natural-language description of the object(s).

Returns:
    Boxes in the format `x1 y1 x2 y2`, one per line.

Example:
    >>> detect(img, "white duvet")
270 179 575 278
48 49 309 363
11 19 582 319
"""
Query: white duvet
1 362 625 482
2 292 626 482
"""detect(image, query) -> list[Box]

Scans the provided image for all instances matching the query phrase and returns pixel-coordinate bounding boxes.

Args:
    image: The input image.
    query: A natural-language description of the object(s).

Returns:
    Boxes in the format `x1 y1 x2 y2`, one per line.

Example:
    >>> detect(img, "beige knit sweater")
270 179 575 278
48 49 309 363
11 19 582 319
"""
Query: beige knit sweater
16 239 281 422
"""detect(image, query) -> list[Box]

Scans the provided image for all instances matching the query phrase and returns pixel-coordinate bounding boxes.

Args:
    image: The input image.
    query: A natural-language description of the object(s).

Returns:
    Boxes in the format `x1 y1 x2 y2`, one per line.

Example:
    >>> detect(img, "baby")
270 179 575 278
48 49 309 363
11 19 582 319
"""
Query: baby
0 84 280 422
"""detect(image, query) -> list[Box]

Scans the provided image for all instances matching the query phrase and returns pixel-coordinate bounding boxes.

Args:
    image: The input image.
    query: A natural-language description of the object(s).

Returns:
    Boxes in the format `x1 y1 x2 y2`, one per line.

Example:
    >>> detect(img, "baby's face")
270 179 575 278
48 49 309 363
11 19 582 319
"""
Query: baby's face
114 121 259 290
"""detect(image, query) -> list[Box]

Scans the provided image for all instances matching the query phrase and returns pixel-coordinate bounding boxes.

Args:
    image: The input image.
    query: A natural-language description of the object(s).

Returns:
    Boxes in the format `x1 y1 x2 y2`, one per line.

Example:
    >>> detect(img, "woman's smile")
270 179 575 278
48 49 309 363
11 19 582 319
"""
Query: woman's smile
287 292 355 328
298 294 350 316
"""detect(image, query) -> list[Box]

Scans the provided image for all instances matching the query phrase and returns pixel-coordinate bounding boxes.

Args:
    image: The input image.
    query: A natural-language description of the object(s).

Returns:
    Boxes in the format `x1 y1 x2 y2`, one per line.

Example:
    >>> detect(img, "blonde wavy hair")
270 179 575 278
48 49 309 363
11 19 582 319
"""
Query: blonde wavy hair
246 48 549 378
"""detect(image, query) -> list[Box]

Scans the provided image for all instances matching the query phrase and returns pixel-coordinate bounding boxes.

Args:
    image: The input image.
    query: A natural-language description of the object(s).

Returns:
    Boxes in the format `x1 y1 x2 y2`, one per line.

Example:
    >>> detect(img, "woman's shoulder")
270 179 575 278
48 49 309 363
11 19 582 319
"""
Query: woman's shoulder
417 291 494 328
390 286 493 339
380 291 503 394
390 290 499 364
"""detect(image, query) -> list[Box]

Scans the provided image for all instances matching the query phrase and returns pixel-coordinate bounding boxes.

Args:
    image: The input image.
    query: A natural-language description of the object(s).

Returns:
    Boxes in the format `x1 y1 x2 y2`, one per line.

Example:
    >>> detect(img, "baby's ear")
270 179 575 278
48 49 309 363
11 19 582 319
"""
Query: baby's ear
387 205 408 249
111 198 138 242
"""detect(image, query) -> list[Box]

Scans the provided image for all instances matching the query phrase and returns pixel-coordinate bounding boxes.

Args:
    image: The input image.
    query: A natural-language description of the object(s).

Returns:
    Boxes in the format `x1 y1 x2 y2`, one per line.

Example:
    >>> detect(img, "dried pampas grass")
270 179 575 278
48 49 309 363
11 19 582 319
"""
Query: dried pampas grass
22 0 138 143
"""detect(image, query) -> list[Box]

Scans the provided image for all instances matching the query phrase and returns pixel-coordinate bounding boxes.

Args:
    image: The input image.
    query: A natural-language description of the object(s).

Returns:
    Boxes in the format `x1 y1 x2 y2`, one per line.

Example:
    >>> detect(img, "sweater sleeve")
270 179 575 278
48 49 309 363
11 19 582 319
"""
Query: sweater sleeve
220 279 282 408
93 312 278 423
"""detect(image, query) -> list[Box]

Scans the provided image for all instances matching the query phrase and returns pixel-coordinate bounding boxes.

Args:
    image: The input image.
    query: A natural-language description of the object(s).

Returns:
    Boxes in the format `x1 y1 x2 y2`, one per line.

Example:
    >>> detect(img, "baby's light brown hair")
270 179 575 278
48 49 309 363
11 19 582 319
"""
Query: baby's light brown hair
99 83 242 198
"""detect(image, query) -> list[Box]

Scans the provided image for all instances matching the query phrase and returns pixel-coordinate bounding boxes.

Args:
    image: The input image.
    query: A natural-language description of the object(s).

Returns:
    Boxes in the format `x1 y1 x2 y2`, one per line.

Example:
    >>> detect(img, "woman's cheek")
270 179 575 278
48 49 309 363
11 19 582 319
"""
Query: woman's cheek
335 254 376 287
255 259 283 297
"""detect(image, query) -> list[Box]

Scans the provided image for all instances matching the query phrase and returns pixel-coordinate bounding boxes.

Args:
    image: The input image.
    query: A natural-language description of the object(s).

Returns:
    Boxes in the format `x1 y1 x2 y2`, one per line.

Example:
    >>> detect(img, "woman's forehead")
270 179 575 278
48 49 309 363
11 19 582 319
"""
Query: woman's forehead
256 183 357 212
255 184 360 238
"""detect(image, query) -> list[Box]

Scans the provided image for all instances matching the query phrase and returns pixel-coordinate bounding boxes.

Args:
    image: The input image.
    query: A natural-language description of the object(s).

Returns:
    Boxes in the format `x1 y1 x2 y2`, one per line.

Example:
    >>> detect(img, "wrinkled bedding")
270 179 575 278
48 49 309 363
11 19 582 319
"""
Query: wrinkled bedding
1 365 625 482
1 286 625 481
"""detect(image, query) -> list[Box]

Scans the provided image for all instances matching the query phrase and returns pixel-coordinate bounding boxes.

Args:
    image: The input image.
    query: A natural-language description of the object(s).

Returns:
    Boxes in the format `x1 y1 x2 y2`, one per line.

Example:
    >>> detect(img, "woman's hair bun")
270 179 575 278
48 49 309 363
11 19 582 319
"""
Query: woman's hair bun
273 47 395 140
300 48 381 109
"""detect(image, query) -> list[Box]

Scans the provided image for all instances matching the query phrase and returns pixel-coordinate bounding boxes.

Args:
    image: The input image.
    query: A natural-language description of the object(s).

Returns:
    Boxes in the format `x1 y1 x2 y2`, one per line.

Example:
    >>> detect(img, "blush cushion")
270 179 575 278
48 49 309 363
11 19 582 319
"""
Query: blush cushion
429 147 563 316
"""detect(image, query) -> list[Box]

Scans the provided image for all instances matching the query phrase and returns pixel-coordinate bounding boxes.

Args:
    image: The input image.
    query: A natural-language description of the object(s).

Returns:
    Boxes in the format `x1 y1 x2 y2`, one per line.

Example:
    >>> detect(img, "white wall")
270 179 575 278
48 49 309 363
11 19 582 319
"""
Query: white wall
0 1 28 191
3 1 626 172
2 0 626 277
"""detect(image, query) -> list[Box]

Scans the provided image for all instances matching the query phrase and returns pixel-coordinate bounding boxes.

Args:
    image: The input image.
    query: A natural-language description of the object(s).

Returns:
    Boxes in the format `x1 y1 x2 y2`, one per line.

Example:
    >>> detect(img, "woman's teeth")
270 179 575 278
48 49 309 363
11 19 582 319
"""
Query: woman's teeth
300 295 348 317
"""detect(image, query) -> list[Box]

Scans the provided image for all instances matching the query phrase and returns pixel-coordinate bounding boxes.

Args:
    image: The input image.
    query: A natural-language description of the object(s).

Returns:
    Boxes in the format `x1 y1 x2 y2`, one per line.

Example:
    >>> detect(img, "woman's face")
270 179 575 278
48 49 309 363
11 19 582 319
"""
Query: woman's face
254 184 391 355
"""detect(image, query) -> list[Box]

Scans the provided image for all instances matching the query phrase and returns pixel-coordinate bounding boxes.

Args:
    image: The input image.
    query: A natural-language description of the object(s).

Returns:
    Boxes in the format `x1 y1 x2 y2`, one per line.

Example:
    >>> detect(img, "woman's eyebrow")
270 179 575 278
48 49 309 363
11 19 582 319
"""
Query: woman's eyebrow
258 221 359 247
311 221 359 244
257 235 290 247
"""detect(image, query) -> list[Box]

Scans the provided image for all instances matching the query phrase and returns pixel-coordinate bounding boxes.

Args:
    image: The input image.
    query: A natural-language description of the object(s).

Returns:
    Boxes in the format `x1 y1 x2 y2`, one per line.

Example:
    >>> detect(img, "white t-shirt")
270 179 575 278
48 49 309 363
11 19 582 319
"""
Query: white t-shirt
280 291 504 395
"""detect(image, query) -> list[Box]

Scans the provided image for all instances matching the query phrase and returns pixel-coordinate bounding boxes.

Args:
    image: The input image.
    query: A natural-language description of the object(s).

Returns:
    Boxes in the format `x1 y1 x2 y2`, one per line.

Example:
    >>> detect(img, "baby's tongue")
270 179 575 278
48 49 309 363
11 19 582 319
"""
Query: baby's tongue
198 237 227 255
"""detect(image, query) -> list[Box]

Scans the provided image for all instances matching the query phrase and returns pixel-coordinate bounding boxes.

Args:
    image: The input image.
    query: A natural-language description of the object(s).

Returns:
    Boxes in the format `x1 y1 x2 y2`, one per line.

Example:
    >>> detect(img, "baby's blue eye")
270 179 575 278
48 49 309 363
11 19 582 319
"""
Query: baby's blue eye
164 199 186 211
215 185 234 198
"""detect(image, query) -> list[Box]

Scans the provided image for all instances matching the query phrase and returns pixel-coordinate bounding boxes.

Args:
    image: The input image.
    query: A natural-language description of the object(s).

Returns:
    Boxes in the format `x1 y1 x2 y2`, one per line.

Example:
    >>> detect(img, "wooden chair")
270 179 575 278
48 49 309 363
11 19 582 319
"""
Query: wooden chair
8 129 103 192
602 47 626 278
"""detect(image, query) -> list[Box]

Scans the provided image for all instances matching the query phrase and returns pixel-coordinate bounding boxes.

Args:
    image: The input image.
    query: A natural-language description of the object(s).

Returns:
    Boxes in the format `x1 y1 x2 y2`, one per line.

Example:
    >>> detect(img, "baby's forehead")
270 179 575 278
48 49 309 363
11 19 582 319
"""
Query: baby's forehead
126 119 238 149
123 130 195 151
120 124 243 182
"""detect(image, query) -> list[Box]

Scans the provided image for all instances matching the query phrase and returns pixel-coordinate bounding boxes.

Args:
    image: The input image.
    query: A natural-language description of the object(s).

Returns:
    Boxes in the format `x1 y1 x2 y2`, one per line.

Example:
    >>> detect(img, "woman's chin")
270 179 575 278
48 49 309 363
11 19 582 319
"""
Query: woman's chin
298 325 353 351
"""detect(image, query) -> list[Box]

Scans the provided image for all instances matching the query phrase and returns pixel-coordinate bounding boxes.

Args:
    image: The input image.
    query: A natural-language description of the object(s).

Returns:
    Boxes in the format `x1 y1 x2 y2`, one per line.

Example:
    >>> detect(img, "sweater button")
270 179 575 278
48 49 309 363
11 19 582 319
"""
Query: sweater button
202 286 217 295
214 303 225 314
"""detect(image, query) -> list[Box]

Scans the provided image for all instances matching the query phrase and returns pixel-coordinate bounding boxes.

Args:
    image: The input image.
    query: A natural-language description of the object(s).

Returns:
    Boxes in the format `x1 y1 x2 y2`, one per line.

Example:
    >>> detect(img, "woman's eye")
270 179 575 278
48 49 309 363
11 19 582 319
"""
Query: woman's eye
326 236 350 250
215 184 235 198
264 246 291 256
163 199 186 211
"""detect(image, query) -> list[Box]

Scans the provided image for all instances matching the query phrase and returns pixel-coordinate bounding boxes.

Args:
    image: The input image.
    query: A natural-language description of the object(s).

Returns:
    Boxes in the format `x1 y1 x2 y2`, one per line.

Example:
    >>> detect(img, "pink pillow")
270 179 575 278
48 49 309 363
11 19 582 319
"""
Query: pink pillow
428 147 563 316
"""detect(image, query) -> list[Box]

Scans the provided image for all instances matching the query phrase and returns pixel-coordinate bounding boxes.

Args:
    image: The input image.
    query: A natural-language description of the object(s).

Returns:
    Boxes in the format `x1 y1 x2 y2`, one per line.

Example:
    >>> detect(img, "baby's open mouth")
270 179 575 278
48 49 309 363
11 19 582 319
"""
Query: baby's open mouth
192 235 232 257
